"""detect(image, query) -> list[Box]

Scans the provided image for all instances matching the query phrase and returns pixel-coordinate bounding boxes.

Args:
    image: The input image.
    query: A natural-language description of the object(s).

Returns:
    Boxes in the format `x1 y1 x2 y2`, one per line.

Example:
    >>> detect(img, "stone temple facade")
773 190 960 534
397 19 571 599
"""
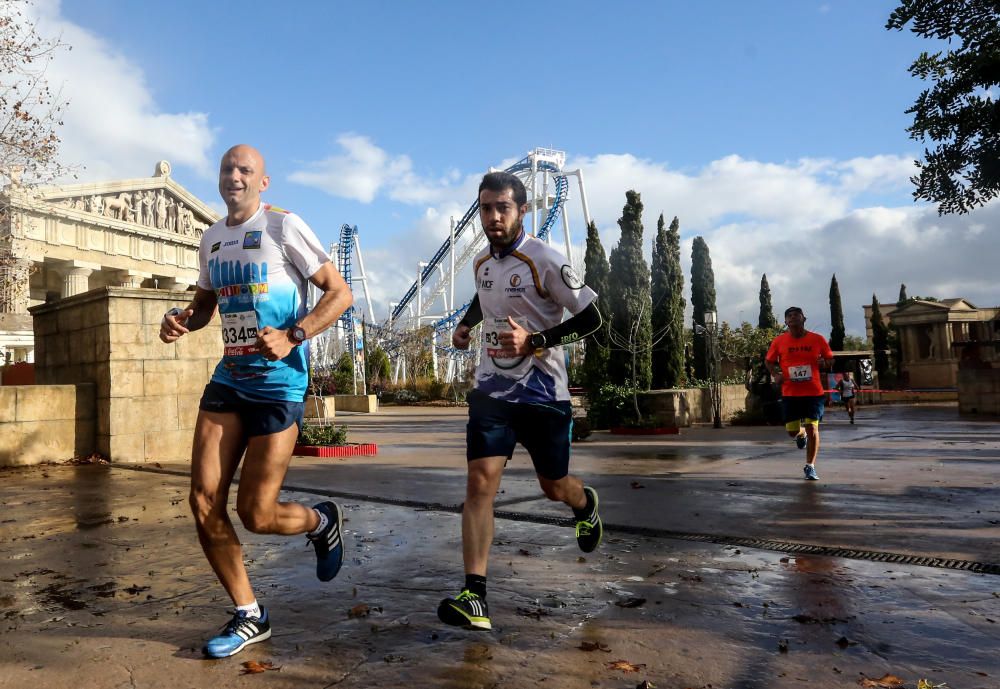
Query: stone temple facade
0 161 220 363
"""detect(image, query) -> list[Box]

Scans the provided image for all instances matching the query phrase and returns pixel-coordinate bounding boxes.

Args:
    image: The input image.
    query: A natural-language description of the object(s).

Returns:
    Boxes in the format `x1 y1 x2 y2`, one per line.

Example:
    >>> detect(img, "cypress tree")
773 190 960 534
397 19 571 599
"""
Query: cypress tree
758 274 778 330
690 236 717 381
608 191 652 390
651 215 685 388
871 294 890 381
898 283 908 306
581 220 611 390
829 274 846 351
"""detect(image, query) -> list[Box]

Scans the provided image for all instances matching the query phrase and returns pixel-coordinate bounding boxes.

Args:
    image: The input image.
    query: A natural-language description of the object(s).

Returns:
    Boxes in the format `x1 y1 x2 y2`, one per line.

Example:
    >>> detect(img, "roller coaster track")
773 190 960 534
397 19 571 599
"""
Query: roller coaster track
390 154 569 323
337 223 359 353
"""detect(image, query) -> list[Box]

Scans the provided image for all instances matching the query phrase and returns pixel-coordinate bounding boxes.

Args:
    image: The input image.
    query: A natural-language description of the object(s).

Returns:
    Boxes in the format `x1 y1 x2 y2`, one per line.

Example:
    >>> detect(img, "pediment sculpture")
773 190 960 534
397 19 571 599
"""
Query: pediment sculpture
54 188 210 238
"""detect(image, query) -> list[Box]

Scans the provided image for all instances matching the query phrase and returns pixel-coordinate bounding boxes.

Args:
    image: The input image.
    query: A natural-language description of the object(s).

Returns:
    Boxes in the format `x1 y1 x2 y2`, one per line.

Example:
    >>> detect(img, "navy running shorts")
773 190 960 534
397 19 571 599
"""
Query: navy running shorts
466 388 573 481
781 395 826 425
198 381 304 437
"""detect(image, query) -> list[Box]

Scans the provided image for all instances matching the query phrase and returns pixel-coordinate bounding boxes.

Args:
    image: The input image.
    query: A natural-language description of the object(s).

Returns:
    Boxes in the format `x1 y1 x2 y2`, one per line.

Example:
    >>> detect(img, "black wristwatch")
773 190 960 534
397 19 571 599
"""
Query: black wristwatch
288 326 307 345
529 332 547 350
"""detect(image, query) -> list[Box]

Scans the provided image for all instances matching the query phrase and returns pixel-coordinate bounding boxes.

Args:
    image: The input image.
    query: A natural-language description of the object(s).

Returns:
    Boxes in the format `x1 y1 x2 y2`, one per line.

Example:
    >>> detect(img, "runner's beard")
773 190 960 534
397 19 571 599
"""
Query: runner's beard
487 220 523 250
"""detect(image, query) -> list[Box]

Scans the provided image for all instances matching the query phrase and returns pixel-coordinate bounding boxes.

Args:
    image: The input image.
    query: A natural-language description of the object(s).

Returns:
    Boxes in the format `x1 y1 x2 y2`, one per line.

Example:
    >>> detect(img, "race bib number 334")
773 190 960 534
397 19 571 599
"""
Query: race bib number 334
222 310 260 356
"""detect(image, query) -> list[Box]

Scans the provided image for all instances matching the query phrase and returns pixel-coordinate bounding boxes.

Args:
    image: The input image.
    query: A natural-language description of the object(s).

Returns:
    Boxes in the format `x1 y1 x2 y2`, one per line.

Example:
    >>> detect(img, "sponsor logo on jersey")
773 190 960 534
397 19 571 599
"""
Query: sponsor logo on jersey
223 240 239 248
561 264 583 289
218 283 269 298
243 231 263 249
509 274 521 287
210 241 221 253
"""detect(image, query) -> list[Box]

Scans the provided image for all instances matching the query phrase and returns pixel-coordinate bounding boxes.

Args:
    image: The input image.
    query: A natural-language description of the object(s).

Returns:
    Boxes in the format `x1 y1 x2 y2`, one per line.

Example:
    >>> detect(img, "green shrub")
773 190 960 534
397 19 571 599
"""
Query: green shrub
587 383 638 429
297 423 348 446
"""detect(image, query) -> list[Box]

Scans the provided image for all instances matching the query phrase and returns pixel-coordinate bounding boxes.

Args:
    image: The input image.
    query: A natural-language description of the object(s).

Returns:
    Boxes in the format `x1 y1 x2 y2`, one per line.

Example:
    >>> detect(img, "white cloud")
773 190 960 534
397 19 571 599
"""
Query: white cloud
289 134 458 205
336 145 997 340
27 0 215 181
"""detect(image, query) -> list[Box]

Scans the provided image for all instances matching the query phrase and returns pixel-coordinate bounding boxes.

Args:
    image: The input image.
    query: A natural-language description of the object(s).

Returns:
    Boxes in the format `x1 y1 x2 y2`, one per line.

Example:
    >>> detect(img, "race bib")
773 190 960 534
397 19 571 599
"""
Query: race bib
788 364 812 382
484 317 526 370
222 310 260 356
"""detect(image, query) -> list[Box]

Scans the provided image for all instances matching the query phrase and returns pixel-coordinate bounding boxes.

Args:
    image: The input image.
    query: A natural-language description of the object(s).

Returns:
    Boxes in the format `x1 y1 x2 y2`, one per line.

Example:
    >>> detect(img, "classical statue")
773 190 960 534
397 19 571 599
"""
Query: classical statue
104 193 134 220
166 196 177 232
154 190 167 230
141 191 154 226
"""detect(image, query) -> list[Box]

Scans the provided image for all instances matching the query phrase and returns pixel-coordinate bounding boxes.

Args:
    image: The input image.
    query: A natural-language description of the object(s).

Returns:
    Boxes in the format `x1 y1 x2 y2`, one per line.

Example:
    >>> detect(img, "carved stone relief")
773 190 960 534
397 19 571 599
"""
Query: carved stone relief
57 189 209 236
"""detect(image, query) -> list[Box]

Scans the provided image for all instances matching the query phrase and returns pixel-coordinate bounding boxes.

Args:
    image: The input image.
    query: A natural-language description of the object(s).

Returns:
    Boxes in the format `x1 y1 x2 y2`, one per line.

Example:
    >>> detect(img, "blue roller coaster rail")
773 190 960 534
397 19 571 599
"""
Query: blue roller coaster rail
337 224 359 352
390 156 568 323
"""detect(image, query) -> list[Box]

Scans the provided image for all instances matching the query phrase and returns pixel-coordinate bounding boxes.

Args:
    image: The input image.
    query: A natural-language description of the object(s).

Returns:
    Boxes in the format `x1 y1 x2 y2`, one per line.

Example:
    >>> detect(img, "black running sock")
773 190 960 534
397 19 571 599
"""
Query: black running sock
464 574 487 599
573 489 595 520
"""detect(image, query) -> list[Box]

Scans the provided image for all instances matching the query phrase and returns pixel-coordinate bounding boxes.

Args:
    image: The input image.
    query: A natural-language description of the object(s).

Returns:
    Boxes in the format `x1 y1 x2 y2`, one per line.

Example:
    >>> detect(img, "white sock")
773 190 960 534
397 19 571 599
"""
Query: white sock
308 508 329 537
236 600 261 619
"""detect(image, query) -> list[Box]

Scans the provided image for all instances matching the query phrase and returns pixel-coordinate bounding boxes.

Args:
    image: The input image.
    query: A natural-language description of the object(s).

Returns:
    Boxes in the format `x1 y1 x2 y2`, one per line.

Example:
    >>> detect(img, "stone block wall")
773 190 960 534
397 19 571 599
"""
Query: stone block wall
333 394 378 413
30 287 220 462
0 384 95 465
638 384 748 427
958 369 1000 415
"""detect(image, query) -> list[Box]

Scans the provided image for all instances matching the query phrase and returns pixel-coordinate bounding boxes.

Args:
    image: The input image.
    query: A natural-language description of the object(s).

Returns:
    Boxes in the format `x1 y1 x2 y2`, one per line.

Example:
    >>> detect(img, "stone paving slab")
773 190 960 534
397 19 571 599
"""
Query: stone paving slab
3 403 1000 688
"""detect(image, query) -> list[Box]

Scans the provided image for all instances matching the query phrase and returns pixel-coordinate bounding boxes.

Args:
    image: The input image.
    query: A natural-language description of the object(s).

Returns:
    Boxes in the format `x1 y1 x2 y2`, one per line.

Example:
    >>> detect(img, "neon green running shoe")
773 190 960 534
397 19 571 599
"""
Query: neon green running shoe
437 589 491 630
575 486 603 553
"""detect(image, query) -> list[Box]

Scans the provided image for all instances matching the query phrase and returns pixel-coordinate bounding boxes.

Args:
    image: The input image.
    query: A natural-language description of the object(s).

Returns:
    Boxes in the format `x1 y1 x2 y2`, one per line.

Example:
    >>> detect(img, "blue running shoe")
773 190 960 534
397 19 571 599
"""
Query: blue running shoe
202 608 270 658
308 501 344 581
795 434 807 450
803 464 819 481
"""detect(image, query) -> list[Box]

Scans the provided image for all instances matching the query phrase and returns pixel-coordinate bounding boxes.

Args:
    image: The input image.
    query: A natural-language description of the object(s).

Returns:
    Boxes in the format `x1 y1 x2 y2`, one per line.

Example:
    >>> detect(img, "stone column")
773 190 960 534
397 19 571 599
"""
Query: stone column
158 277 193 291
116 269 151 289
0 255 33 314
54 260 101 299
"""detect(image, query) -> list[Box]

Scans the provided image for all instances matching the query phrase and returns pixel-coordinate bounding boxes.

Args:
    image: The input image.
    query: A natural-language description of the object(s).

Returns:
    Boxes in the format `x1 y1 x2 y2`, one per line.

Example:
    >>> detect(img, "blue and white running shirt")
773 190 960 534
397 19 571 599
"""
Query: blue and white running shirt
197 203 330 402
472 232 597 404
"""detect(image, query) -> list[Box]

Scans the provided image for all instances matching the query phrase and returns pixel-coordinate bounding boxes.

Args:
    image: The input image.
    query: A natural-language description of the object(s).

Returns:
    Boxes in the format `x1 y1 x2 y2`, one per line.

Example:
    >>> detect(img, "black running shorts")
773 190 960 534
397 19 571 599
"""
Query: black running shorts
199 381 304 437
466 388 573 480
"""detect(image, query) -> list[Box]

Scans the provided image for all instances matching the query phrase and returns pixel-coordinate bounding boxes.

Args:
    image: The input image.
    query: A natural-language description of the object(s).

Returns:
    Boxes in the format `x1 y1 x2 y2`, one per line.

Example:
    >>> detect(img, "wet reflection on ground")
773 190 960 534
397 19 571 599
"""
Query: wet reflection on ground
2 462 998 688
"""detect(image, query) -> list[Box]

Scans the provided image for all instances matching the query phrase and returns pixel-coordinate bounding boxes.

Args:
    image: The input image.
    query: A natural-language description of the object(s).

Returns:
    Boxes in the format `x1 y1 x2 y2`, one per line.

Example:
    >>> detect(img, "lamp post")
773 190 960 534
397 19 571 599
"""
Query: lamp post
704 310 723 428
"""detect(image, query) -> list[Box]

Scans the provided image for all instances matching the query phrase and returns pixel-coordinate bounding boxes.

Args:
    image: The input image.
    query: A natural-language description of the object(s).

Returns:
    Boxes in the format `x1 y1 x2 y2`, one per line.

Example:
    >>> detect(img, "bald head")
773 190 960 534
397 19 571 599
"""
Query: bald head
221 144 266 174
218 144 269 224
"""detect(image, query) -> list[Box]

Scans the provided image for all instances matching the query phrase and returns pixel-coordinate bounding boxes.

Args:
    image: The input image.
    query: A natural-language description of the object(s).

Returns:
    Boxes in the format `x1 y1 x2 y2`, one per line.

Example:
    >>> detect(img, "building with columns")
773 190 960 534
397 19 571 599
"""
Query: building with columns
864 298 1000 388
0 161 220 362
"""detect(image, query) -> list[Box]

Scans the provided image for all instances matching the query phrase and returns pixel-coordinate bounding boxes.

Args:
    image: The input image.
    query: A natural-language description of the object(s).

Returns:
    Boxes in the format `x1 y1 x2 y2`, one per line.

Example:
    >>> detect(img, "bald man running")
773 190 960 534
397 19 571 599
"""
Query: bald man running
160 145 353 658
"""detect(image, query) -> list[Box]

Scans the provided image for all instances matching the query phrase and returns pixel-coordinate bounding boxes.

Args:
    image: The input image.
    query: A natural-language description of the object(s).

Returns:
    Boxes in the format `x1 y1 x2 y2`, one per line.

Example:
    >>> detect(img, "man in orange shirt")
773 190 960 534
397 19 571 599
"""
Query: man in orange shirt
765 307 834 480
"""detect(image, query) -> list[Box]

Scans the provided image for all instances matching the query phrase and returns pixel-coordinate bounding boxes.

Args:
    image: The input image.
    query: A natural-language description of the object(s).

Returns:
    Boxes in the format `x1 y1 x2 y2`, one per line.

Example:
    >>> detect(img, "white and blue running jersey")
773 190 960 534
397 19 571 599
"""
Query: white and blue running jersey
472 232 597 404
197 203 330 402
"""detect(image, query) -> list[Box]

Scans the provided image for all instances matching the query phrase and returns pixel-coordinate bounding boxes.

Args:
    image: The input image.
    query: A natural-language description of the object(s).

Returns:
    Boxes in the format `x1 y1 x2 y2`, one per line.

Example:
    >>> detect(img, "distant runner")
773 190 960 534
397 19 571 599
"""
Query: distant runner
836 371 859 424
766 306 834 481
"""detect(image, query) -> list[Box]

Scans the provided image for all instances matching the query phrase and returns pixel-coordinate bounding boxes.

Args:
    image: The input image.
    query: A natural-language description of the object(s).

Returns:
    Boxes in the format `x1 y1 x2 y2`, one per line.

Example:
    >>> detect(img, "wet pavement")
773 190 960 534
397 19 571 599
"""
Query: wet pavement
1 403 999 688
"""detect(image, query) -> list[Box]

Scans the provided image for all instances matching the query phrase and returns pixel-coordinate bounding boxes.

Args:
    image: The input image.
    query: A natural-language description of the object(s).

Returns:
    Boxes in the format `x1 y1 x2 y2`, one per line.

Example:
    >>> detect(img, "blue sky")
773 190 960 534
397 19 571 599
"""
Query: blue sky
29 0 996 336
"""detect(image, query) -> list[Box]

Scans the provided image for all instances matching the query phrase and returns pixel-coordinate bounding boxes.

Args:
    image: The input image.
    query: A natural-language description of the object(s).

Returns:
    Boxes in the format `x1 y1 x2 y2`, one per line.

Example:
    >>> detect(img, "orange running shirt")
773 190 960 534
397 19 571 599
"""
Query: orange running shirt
765 331 834 397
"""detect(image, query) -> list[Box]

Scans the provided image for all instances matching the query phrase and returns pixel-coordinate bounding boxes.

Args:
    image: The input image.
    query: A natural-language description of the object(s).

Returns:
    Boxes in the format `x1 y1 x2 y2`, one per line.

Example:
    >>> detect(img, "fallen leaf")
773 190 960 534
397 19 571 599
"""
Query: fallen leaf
679 573 702 582
777 639 788 653
615 597 647 609
516 606 548 620
240 660 279 674
606 660 645 673
646 563 667 578
518 548 534 556
578 641 612 653
630 481 645 489
916 680 948 689
636 681 656 689
836 636 856 648
348 604 370 618
858 674 905 688
383 654 405 663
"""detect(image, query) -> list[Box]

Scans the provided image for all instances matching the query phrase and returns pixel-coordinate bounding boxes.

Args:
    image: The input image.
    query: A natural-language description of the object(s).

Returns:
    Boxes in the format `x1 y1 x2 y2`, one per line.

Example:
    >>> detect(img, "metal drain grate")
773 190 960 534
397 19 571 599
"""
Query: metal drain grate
128 466 1000 576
